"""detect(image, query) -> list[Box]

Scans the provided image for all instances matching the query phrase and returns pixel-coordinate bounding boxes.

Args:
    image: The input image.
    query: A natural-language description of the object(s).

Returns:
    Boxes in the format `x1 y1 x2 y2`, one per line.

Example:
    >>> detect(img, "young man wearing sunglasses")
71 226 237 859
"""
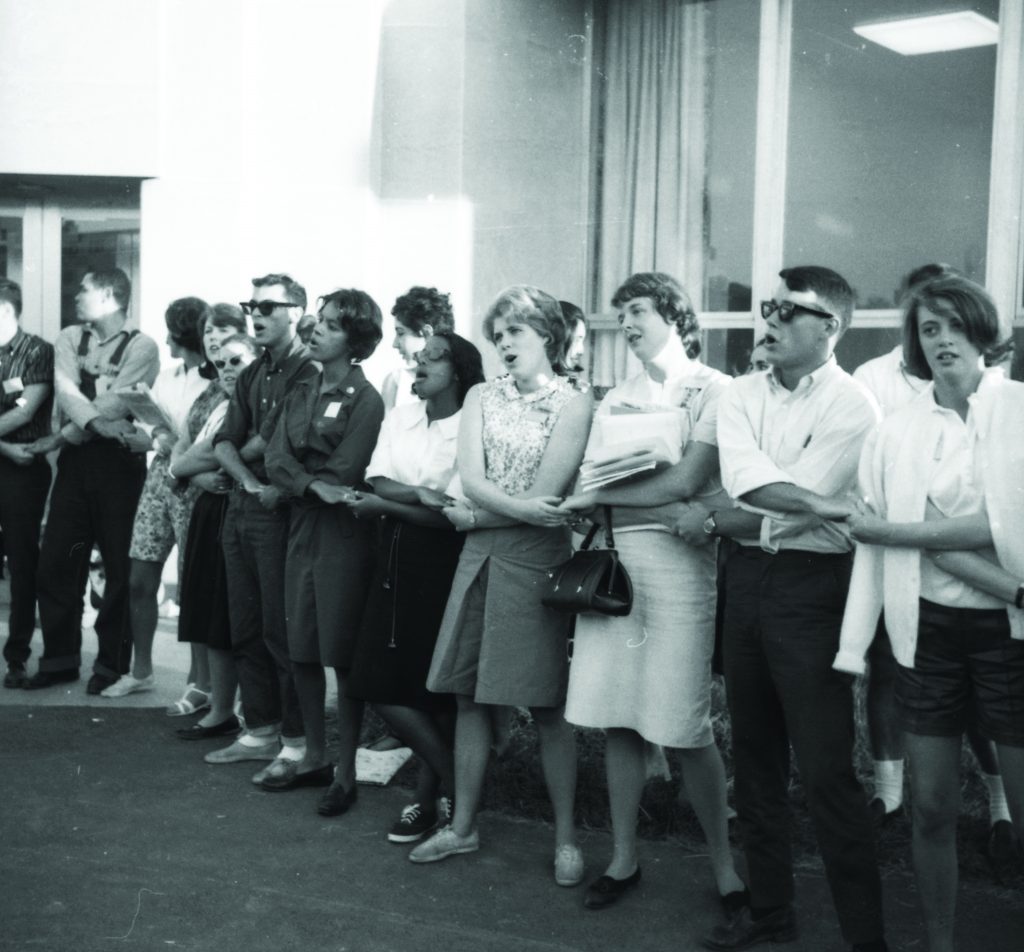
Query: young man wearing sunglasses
693 267 888 952
207 273 317 782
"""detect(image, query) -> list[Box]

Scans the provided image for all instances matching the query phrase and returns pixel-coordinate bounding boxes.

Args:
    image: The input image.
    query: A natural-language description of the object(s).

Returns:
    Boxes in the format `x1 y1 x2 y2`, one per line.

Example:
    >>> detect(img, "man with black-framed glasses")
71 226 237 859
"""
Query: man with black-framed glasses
696 266 889 952
206 273 317 784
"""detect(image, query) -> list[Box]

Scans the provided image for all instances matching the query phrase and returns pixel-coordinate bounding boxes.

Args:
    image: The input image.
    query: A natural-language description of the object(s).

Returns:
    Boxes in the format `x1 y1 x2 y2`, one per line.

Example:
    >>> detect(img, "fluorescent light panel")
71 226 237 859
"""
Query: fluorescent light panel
854 10 998 55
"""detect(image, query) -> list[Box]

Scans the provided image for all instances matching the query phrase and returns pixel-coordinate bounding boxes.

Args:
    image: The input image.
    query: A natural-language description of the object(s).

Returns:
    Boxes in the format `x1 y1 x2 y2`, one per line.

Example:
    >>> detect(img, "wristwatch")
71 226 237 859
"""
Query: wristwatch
702 511 718 537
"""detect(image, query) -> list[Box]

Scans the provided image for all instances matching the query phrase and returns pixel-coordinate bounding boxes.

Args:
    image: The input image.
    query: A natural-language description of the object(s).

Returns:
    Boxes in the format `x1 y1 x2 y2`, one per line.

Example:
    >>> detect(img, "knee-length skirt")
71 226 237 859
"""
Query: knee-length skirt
177 491 231 650
565 530 717 748
427 524 573 708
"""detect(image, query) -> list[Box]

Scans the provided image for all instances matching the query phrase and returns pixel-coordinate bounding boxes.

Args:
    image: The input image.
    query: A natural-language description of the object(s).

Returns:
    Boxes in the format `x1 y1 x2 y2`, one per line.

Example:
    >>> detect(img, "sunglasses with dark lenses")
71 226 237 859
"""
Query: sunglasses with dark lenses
240 300 297 317
414 347 453 365
760 299 834 322
213 355 246 370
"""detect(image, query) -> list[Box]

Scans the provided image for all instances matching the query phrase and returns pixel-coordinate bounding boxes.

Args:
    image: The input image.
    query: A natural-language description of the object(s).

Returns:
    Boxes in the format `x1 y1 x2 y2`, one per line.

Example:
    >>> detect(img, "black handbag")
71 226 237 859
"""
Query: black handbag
542 507 633 616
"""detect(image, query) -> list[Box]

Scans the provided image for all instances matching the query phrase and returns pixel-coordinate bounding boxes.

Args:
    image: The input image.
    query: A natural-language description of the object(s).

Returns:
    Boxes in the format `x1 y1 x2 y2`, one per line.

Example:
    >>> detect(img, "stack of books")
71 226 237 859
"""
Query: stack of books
579 406 681 491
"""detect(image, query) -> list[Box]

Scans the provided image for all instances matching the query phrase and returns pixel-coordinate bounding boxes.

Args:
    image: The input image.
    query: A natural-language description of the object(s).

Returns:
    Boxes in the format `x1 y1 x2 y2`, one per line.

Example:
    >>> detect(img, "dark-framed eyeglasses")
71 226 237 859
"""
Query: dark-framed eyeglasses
213 355 246 370
414 347 453 366
240 300 298 317
760 299 834 322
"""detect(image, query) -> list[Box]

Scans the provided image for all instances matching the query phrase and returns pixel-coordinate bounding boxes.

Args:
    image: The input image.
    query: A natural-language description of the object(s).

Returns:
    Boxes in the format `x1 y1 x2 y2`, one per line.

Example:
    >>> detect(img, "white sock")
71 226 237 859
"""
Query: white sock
873 760 904 812
239 732 277 748
983 773 1011 825
279 744 306 762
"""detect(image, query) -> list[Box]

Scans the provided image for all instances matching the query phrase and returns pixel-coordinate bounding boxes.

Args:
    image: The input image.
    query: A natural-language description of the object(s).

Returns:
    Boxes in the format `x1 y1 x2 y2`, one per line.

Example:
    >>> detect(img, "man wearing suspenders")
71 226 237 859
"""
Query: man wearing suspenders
26 268 159 694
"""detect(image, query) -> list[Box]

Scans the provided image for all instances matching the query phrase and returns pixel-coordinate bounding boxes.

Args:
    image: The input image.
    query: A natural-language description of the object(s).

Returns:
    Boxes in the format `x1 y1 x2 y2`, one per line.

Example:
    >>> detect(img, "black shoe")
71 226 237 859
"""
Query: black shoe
175 715 241 741
262 763 335 792
719 888 750 920
702 904 797 951
86 673 117 695
317 781 357 817
24 668 79 690
583 867 642 910
868 797 899 829
4 664 28 689
987 819 1020 879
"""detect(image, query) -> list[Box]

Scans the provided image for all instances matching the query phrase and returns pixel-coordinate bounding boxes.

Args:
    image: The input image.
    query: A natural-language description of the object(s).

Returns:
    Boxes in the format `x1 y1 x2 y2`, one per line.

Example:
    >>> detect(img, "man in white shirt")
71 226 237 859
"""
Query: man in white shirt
699 267 887 952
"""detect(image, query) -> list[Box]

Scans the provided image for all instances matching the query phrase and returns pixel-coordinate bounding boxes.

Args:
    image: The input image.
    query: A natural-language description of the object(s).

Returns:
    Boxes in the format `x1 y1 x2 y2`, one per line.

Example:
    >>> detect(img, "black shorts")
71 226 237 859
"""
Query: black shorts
896 598 1024 747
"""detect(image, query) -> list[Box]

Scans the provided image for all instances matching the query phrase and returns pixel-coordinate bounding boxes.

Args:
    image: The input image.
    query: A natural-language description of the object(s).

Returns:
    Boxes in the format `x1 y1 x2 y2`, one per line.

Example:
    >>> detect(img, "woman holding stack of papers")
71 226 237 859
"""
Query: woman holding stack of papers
560 272 745 914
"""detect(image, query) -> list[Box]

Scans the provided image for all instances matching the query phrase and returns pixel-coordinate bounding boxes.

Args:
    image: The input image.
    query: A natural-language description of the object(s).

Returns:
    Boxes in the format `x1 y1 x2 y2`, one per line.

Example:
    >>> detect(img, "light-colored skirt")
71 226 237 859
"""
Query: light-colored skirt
427 524 572 708
565 530 716 748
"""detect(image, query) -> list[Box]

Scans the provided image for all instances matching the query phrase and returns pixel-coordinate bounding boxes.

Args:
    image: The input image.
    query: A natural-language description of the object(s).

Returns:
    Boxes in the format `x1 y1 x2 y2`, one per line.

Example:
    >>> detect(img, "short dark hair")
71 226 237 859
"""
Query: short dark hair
611 272 700 355
902 275 1009 380
252 273 307 310
87 268 132 312
392 286 455 335
778 266 854 336
0 277 22 317
318 289 383 362
434 331 485 406
482 285 568 373
209 302 247 333
165 297 211 354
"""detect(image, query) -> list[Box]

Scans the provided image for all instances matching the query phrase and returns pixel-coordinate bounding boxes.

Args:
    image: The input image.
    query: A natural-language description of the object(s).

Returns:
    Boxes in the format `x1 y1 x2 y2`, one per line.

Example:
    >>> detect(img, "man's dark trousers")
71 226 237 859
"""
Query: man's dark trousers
0 455 51 666
723 545 884 947
36 441 146 678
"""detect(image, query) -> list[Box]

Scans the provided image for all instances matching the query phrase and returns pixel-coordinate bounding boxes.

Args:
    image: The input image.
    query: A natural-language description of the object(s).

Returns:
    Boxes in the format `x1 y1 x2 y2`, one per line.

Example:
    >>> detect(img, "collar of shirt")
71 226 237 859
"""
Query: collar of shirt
83 323 132 347
767 354 839 397
399 398 460 440
320 364 368 398
0 328 25 355
645 333 698 384
259 335 309 374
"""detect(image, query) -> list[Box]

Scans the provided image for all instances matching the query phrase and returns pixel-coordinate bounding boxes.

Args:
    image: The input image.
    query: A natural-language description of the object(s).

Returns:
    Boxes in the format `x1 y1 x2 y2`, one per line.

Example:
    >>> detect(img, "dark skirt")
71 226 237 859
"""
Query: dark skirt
177 491 231 650
347 518 463 711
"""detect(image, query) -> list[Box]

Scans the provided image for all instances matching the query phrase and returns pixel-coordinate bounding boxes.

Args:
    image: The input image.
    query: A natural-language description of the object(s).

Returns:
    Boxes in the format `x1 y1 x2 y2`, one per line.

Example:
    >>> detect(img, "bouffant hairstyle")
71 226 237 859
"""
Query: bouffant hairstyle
433 331 485 405
208 302 247 334
392 286 455 336
902 275 1010 380
482 285 568 374
252 273 307 310
611 272 701 358
164 296 211 355
318 288 383 362
215 333 260 359
778 265 855 337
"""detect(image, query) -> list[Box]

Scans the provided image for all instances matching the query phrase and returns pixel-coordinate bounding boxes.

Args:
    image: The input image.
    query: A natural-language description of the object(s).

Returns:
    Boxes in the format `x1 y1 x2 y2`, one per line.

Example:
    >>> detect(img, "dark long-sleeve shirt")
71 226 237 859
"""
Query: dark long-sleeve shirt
265 365 384 500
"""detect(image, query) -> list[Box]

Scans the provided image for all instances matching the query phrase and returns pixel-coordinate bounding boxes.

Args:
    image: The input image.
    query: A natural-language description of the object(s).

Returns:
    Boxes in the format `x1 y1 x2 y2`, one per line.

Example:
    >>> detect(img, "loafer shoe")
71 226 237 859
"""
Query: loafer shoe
408 825 479 864
317 780 358 817
24 669 79 690
86 673 117 695
4 665 28 689
261 763 334 792
204 736 279 764
554 844 585 887
101 674 155 698
583 867 641 909
176 716 241 741
702 903 797 951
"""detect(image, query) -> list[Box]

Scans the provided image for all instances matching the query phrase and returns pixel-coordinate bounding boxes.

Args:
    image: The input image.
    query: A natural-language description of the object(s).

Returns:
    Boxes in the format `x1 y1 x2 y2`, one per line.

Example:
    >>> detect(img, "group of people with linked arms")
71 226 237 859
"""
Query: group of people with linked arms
1 256 1020 952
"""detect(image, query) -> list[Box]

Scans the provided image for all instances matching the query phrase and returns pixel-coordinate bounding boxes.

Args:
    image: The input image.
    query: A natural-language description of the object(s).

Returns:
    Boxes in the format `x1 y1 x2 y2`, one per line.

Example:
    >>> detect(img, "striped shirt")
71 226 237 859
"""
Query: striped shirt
0 328 54 443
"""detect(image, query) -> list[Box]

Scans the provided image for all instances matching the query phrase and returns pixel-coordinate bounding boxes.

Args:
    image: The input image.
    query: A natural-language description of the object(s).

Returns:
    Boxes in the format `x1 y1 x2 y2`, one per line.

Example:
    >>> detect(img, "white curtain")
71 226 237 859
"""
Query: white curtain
590 0 709 387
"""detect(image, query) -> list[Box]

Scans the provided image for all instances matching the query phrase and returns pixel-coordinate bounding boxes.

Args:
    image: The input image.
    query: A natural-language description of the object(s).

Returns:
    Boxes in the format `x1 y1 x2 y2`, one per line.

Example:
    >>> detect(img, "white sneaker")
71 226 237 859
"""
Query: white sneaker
408 825 479 863
101 674 155 698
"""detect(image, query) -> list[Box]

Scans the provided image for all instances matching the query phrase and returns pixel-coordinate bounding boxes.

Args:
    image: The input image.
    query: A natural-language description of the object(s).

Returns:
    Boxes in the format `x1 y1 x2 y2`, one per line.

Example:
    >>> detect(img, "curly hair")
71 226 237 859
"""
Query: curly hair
318 289 383 362
611 272 700 357
482 285 568 374
902 275 1011 380
392 286 455 335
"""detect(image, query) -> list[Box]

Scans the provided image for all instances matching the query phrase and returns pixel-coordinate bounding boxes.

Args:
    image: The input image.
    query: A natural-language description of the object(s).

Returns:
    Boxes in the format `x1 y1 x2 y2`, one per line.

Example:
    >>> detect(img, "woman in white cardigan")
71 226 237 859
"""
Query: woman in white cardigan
836 275 1024 952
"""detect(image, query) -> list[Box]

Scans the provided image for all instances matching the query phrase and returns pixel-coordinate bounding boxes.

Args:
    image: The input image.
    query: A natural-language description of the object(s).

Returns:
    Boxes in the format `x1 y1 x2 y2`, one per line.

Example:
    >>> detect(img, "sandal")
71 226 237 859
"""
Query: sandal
165 683 211 717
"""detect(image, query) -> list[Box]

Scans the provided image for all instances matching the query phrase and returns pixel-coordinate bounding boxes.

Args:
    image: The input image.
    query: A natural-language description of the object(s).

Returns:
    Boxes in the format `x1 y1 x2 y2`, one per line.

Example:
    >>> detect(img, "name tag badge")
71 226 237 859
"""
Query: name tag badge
323 401 342 419
2 377 23 395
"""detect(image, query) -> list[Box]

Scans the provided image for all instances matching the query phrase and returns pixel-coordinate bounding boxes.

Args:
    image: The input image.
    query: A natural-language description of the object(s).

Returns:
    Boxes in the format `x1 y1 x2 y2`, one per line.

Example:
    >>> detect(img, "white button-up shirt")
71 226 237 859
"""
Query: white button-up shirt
365 399 461 491
717 356 880 552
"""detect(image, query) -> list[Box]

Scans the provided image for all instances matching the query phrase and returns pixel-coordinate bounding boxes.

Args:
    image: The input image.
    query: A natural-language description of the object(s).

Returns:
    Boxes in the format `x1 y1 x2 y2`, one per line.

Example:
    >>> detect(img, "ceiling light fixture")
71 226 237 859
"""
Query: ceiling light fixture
853 10 998 55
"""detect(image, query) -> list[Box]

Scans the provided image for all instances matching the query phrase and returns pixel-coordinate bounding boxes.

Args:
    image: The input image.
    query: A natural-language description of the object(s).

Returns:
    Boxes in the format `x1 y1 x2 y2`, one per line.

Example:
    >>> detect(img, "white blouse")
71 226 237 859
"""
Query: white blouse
365 400 460 491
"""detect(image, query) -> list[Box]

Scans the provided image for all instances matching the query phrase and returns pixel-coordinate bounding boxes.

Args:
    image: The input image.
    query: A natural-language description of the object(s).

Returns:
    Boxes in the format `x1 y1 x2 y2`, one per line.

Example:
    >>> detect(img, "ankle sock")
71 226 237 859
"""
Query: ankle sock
239 732 276 748
872 760 903 812
279 744 306 762
983 772 1011 825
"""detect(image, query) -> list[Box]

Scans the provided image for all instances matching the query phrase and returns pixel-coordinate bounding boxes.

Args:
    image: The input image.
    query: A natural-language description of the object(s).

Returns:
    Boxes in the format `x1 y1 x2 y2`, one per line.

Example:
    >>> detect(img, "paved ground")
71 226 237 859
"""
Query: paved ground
1 581 1021 951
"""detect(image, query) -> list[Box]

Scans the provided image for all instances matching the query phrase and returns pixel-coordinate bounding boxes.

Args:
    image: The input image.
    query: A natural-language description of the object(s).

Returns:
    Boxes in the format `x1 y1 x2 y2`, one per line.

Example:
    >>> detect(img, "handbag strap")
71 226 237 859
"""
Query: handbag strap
578 506 617 551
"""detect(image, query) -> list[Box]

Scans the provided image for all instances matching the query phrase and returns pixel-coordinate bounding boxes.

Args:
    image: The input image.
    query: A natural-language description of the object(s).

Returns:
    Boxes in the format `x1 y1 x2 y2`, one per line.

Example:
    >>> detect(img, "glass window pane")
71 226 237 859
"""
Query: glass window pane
785 0 998 309
704 0 759 312
61 216 140 327
0 216 24 285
